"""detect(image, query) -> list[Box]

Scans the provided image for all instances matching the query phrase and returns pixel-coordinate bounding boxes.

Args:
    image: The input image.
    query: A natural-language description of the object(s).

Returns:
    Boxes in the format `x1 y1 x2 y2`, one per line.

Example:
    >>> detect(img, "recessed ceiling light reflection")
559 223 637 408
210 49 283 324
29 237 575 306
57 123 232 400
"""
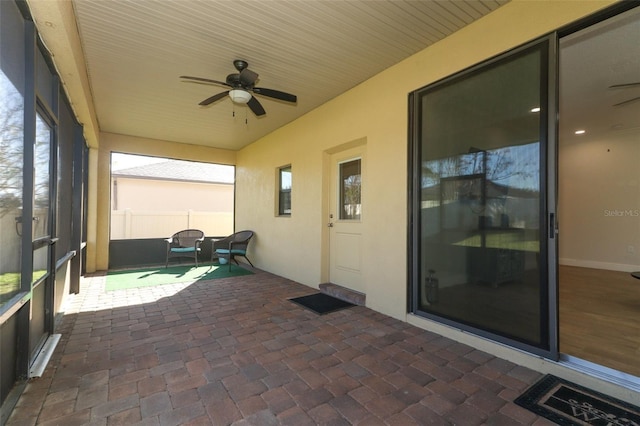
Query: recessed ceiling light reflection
574 130 586 135
530 107 541 113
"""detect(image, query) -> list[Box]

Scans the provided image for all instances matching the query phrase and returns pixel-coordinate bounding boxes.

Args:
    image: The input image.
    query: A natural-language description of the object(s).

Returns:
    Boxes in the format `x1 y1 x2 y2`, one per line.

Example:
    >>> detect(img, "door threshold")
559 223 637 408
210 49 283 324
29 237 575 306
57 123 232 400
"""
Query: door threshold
559 353 640 393
29 334 61 378
319 282 366 306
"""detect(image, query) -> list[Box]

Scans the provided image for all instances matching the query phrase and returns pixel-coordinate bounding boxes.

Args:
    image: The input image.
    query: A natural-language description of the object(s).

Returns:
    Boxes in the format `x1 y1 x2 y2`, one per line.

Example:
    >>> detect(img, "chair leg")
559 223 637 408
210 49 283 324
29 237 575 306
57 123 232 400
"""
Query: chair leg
244 256 254 267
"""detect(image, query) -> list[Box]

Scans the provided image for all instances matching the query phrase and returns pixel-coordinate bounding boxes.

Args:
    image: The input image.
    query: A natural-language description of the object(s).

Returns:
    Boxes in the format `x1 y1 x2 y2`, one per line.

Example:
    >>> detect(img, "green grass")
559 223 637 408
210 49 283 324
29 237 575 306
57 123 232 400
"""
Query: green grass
1 270 48 303
0 272 20 286
1 272 21 304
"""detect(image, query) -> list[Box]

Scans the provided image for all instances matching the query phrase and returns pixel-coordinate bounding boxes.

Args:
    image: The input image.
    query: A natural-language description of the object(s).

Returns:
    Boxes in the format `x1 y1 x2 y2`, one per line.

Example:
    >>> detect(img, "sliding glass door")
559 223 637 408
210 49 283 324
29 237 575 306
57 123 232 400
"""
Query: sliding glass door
409 36 557 356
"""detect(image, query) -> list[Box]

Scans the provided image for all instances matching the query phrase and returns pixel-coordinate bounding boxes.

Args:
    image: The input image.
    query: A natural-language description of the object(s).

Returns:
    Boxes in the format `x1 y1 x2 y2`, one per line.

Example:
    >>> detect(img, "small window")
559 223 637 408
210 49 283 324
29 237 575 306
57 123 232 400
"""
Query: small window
278 165 291 216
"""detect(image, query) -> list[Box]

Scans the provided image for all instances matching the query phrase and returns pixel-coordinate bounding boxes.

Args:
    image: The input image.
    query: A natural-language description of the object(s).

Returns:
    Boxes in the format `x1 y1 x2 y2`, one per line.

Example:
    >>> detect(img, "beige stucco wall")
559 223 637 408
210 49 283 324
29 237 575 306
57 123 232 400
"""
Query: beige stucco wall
235 0 618 321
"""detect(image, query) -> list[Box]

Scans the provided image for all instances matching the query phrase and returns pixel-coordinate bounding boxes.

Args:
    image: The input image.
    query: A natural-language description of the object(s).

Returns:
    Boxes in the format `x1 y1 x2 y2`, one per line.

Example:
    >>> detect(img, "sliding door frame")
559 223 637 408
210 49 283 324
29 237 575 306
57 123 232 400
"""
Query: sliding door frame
408 33 560 360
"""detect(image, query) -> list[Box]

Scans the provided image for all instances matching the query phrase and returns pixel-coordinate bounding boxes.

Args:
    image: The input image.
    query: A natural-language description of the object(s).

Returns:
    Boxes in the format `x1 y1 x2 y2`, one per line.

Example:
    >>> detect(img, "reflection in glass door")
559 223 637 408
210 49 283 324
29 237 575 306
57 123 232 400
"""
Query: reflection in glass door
411 38 555 355
0 70 24 307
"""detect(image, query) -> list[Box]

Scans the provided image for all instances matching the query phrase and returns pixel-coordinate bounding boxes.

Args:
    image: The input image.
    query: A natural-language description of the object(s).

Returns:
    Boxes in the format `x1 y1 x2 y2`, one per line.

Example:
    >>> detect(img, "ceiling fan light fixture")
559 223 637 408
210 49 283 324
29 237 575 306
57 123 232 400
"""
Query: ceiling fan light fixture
229 89 251 104
182 60 296 117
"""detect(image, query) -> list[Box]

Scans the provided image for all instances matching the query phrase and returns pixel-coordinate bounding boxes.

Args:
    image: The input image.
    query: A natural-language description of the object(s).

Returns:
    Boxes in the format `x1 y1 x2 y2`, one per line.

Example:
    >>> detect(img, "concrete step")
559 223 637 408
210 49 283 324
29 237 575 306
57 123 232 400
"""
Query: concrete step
318 283 366 306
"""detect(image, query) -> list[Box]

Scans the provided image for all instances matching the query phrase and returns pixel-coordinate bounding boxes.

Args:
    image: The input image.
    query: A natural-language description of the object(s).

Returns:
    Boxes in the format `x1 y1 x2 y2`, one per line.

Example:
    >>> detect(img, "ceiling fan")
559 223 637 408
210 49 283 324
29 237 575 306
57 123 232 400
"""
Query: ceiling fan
180 60 297 116
609 81 640 107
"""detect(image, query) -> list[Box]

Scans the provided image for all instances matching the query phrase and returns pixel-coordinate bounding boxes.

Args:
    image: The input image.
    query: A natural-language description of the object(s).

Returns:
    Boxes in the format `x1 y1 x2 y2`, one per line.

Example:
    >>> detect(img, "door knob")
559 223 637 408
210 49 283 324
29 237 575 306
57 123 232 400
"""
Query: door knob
328 222 334 228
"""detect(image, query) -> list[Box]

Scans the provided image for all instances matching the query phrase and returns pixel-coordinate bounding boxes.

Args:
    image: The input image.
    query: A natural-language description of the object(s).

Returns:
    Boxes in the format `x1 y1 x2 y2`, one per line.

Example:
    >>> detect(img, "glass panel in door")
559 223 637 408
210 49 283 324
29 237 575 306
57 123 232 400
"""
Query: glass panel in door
33 112 51 282
30 111 53 359
416 41 550 350
339 159 361 221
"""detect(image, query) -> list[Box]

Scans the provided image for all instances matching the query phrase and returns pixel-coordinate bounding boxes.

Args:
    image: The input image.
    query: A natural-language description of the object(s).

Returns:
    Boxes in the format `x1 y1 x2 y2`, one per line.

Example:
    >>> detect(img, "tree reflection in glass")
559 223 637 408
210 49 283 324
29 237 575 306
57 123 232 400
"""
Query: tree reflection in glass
0 71 24 305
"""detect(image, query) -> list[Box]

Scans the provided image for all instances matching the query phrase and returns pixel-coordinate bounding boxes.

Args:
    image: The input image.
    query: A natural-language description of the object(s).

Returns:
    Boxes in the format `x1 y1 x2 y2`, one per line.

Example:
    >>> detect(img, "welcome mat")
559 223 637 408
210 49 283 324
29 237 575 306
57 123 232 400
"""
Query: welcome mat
514 374 640 425
106 264 253 291
289 293 355 315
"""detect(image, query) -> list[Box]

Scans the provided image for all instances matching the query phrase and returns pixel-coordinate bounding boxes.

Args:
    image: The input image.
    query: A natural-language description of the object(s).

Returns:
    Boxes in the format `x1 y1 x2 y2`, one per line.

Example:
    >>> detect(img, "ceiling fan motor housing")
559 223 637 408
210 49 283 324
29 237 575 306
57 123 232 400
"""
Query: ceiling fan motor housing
226 73 243 87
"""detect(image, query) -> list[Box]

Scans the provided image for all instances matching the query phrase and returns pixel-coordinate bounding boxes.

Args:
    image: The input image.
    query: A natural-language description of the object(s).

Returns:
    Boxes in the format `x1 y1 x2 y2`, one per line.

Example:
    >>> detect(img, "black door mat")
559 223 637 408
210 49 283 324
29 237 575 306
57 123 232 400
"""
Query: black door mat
289 293 355 315
514 374 640 425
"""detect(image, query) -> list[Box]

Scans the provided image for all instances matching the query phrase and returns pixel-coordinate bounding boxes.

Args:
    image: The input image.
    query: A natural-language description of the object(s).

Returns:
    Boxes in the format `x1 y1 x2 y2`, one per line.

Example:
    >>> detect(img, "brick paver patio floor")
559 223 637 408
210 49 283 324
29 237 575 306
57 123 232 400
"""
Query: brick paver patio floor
6 268 555 425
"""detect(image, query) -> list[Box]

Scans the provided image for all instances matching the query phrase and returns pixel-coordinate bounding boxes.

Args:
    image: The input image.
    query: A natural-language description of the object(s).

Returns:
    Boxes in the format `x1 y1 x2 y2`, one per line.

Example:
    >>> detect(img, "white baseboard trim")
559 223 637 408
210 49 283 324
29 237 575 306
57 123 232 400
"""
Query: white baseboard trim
559 258 638 272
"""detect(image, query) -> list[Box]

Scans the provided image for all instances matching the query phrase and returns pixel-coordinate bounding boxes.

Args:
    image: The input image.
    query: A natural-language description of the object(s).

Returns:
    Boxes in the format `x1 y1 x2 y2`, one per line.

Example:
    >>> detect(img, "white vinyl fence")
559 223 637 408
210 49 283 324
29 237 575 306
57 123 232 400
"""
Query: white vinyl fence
111 209 233 239
0 210 21 277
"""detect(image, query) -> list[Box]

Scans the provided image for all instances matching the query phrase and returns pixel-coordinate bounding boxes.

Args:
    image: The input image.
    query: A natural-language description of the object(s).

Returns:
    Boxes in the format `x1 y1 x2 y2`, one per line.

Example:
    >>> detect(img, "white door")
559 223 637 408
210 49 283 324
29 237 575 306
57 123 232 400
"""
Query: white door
329 148 365 294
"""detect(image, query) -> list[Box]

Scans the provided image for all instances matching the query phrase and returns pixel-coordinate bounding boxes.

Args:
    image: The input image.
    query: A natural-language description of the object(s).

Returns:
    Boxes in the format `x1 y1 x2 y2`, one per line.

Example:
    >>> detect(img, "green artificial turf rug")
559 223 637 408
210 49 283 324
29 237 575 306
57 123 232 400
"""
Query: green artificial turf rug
105 264 253 291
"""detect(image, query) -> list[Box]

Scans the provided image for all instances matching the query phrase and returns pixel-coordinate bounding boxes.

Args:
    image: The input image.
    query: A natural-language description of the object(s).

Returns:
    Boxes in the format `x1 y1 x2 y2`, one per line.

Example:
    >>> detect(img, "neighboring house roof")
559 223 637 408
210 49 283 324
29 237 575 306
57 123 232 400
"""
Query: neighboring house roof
112 160 234 185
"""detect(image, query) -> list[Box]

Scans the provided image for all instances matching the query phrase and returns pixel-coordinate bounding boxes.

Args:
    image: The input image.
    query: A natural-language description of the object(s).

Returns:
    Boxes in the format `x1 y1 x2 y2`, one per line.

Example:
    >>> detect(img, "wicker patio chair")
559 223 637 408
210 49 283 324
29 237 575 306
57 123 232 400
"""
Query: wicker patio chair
165 229 205 267
211 230 254 271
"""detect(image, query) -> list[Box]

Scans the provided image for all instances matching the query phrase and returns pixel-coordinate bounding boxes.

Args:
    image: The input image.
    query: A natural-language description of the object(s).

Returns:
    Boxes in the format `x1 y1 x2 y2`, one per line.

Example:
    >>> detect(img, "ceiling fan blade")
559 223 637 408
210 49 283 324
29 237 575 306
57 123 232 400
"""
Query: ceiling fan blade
239 68 259 86
609 82 640 89
199 91 229 106
180 76 230 87
613 96 640 107
247 96 266 116
253 87 297 103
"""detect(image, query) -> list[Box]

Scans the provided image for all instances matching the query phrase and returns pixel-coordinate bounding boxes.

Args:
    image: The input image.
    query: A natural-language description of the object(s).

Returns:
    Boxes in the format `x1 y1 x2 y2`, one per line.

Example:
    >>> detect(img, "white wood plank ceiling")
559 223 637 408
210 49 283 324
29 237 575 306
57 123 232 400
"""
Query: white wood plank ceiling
69 0 509 150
